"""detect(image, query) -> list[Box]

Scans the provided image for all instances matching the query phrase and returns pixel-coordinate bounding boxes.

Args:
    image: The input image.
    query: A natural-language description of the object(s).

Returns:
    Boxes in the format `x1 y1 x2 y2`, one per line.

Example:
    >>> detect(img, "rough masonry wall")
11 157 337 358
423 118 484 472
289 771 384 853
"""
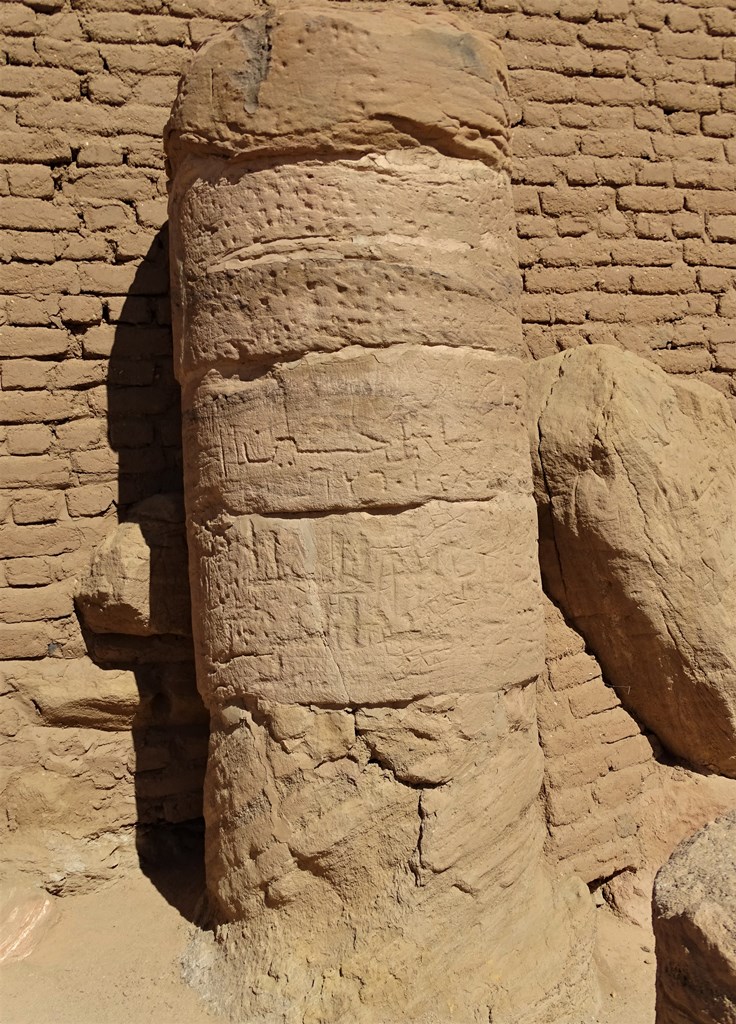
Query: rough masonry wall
0 0 734 885
539 596 736 897
502 0 735 391
539 596 657 885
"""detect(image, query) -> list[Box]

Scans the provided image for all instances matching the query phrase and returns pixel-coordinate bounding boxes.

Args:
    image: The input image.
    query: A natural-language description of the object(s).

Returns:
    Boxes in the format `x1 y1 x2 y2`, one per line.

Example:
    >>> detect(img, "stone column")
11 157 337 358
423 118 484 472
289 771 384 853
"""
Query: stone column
166 5 594 1022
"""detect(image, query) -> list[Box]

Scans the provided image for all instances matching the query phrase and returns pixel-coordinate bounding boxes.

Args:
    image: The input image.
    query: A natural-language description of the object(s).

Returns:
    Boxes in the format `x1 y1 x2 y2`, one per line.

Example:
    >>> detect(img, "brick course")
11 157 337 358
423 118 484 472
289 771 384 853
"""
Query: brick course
539 598 658 883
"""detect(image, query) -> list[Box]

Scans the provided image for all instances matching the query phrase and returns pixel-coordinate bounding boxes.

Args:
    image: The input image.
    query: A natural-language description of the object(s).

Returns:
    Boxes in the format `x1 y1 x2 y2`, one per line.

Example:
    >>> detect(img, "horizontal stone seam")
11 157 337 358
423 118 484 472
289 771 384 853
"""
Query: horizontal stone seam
188 493 532 530
178 342 525 390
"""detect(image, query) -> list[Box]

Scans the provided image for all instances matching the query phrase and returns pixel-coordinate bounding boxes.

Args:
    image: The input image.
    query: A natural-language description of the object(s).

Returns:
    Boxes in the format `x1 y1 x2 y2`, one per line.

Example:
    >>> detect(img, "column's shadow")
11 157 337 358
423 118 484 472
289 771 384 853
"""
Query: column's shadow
84 228 208 923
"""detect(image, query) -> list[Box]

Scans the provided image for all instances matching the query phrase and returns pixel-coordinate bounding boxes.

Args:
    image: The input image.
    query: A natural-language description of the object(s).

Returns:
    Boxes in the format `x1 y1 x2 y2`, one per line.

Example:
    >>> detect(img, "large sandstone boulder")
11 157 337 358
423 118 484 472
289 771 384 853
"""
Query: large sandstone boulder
167 5 597 1023
528 345 736 778
653 811 736 1024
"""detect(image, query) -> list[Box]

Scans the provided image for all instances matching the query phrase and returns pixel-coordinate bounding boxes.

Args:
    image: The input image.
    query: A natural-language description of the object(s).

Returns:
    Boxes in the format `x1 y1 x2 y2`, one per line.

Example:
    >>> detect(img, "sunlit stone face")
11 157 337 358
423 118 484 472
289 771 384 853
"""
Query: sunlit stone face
166 6 595 1023
174 145 538 710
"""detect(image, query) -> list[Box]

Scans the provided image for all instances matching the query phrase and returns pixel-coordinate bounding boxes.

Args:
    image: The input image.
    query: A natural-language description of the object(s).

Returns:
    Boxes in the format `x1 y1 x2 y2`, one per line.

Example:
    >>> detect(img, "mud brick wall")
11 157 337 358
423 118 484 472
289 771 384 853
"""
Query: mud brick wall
538 597 736 892
0 0 734 887
538 599 658 885
496 0 735 395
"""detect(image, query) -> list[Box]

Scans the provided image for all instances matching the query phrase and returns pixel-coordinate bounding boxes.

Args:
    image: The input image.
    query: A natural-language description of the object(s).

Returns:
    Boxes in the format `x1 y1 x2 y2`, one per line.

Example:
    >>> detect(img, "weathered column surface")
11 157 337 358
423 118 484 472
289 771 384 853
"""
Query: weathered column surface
166 5 594 1022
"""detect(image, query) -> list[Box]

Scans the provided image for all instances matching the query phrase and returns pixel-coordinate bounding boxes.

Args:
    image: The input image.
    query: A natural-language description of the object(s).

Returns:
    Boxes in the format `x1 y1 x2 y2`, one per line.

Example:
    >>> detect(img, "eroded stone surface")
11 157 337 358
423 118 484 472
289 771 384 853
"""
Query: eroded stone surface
166 4 511 168
653 811 736 1024
538 596 657 884
168 4 596 1022
170 149 521 380
528 345 736 778
77 494 191 638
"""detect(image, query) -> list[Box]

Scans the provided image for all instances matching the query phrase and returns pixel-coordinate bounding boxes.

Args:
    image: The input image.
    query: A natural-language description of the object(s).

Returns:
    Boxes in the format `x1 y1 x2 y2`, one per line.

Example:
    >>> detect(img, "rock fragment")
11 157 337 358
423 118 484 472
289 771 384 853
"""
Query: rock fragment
653 811 736 1024
77 493 191 638
529 345 736 777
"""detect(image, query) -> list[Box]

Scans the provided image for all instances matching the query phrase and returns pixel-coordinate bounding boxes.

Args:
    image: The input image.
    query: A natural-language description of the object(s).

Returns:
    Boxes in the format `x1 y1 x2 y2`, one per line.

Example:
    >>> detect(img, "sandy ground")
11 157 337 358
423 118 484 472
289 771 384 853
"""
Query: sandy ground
1 856 215 1024
594 901 656 1024
1 863 655 1024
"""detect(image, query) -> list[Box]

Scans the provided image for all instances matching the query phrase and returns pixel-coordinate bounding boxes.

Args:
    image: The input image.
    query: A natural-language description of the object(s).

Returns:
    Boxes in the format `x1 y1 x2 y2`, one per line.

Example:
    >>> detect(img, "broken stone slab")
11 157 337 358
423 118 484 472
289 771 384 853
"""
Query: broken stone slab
77 493 191 638
4 657 143 731
653 810 736 1024
3 657 206 732
528 345 736 778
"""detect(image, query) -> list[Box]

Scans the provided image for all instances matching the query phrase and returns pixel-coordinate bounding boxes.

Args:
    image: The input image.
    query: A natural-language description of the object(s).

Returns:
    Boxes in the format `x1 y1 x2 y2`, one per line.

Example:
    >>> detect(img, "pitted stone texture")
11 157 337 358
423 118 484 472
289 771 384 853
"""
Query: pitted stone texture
169 6 596 1022
529 345 736 778
653 811 736 1024
167 7 518 381
170 150 521 379
165 4 511 167
77 494 191 638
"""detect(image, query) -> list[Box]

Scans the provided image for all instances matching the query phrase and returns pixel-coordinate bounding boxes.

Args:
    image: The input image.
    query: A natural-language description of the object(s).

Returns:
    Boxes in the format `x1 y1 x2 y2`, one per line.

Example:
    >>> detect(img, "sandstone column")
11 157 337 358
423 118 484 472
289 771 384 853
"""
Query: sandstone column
166 5 594 1022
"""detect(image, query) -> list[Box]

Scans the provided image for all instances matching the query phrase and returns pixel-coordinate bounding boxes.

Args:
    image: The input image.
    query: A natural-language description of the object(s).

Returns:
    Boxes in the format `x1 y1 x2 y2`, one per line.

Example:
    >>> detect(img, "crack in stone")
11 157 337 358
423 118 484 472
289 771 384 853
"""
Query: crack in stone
190 494 508 536
207 232 474 274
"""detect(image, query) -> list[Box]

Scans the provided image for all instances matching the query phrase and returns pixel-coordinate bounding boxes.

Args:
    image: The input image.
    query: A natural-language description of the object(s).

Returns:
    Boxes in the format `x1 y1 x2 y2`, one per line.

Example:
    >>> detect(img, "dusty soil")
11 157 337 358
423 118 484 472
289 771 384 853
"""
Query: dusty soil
594 900 656 1024
1 861 655 1024
0 852 214 1024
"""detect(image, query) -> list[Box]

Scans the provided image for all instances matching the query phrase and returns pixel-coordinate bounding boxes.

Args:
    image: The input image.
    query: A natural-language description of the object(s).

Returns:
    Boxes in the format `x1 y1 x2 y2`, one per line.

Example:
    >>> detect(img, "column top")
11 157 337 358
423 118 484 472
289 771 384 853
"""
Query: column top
165 2 510 171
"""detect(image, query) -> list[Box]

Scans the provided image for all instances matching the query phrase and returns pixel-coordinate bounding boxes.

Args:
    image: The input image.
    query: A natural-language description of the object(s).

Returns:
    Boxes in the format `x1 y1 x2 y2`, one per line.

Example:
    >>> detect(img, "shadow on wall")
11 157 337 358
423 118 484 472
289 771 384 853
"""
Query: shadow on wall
83 228 208 923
